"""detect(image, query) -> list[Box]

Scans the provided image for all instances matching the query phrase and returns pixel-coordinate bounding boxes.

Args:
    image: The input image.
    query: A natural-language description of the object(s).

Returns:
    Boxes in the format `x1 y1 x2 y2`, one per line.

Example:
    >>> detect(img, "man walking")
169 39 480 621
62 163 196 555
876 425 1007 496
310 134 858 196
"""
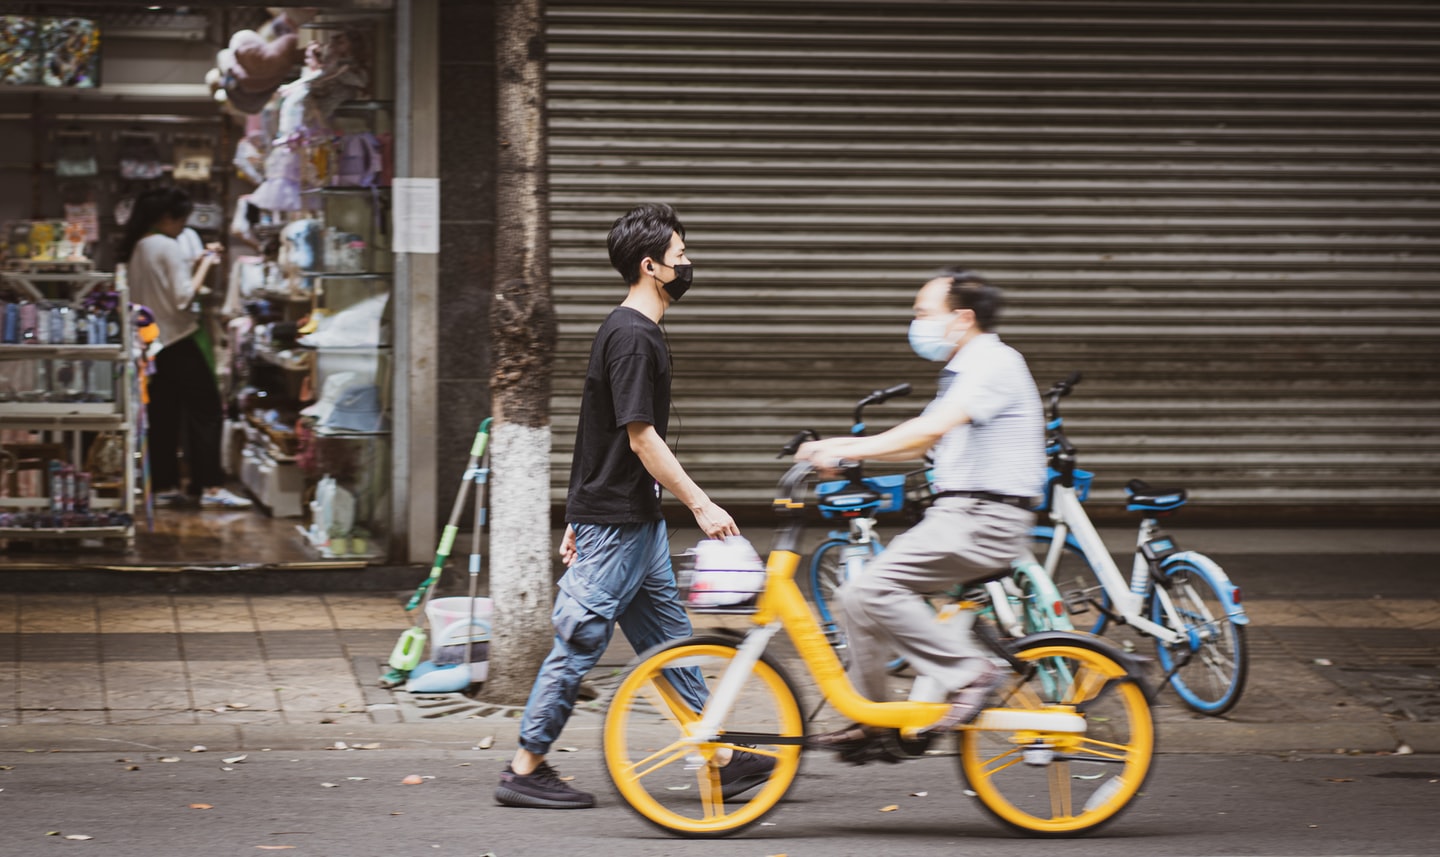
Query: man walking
798 269 1045 763
496 203 773 808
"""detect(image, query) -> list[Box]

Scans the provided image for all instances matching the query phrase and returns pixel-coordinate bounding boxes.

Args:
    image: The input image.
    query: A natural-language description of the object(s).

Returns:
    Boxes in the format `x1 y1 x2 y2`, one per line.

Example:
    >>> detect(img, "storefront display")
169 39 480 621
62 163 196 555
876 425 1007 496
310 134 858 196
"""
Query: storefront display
0 5 399 569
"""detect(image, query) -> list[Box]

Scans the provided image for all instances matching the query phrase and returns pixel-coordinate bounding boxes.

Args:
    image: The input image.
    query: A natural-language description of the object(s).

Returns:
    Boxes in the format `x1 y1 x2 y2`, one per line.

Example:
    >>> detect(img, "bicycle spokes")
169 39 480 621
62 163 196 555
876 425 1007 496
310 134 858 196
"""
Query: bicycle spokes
960 638 1154 836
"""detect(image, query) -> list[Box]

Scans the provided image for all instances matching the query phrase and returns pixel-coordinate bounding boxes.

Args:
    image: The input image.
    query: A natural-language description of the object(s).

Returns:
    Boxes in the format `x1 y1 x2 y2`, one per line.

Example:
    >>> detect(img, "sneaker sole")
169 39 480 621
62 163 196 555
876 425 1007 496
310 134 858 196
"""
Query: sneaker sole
494 785 595 809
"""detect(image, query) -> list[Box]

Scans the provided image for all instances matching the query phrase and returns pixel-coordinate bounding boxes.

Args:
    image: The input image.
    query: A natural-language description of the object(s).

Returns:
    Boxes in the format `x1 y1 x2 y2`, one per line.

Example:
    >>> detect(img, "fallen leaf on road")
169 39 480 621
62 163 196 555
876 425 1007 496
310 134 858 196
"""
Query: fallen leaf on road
64 834 94 840
255 847 296 851
476 735 495 750
189 804 214 809
227 703 249 709
910 791 928 797
879 804 899 812
345 777 368 781
1396 743 1414 755
223 755 247 764
355 743 382 750
1324 778 1354 783
557 746 579 752
125 766 140 771
158 757 180 763
401 775 424 785
329 742 348 750
189 745 207 753
321 783 339 788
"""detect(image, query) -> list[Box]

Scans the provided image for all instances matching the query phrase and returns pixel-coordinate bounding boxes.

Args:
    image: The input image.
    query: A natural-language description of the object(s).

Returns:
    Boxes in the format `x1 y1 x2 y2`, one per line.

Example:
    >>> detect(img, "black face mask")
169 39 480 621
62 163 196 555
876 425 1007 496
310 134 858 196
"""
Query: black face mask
657 262 693 302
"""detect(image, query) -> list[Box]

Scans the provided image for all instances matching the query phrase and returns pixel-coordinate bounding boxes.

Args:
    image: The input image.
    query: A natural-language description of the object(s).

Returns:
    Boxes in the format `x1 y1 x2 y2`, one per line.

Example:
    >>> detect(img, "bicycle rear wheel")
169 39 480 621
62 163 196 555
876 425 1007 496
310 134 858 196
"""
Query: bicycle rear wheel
959 634 1155 837
1032 529 1110 634
603 636 804 838
805 539 851 627
1151 559 1248 715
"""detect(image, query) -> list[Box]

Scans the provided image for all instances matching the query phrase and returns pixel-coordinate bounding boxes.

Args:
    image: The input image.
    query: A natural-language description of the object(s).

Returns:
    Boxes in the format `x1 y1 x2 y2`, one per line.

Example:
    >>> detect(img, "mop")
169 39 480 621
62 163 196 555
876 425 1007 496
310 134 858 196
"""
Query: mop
380 418 491 688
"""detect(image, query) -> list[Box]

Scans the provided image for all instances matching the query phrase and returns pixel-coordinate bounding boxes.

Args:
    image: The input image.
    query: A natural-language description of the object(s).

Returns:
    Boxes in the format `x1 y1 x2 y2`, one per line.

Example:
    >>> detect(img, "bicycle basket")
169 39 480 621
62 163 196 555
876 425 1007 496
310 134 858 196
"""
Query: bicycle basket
1035 466 1093 512
816 472 907 519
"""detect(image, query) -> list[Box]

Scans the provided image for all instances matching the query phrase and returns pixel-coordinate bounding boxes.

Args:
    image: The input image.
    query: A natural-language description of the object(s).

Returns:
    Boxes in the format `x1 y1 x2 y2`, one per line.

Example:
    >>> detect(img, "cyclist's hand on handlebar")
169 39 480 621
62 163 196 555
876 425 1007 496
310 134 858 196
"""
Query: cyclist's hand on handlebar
693 500 741 540
795 438 851 475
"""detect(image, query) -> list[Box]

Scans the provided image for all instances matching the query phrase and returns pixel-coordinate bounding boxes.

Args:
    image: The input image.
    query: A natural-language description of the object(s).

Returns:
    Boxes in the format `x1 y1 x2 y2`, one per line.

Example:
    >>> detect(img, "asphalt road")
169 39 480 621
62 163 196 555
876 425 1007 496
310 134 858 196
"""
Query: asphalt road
2 745 1435 857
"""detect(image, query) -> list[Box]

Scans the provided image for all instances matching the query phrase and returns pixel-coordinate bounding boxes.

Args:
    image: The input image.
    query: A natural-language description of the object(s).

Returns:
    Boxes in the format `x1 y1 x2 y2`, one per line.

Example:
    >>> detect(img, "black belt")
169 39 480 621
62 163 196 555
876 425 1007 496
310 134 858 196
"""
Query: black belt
933 490 1038 511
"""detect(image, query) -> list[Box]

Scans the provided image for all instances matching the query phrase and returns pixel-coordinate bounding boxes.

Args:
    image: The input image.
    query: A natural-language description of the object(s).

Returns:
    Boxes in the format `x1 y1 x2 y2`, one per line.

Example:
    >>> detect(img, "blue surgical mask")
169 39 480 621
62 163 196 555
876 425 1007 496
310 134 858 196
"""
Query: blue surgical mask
908 317 958 362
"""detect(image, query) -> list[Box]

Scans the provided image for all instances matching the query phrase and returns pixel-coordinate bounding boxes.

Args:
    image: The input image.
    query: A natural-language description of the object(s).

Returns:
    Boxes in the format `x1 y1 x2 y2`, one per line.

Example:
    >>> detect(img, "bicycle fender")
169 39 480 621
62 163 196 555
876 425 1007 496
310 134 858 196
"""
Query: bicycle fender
1011 630 1151 685
1010 561 1076 632
1161 551 1250 625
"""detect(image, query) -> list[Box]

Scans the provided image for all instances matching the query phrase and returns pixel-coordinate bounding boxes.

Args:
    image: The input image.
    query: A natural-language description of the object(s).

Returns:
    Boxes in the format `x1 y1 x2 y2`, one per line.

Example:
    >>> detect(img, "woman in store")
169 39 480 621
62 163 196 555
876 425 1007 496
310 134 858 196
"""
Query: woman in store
118 186 252 509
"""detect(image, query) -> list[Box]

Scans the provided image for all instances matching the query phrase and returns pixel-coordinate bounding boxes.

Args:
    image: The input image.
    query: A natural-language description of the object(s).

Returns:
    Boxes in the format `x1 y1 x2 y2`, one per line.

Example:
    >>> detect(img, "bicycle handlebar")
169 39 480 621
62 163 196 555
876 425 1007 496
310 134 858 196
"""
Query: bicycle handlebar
1045 371 1082 419
854 382 912 427
776 428 821 458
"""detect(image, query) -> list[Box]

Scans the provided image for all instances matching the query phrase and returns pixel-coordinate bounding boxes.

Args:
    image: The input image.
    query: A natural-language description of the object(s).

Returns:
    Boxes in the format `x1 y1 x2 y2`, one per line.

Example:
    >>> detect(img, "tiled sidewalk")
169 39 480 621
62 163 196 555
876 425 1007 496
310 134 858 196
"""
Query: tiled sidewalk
1 589 1437 745
0 593 408 727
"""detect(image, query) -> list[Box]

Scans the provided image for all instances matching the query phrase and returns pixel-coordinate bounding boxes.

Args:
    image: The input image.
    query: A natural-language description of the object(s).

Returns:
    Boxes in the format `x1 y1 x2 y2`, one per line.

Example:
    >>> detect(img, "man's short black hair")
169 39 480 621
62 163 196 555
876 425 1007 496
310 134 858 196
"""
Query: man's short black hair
938 267 1003 331
608 203 685 285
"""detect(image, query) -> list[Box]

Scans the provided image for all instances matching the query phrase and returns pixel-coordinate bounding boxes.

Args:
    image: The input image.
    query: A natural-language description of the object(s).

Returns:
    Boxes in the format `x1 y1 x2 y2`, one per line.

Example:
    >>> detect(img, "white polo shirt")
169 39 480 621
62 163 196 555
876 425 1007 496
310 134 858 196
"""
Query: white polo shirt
924 333 1045 499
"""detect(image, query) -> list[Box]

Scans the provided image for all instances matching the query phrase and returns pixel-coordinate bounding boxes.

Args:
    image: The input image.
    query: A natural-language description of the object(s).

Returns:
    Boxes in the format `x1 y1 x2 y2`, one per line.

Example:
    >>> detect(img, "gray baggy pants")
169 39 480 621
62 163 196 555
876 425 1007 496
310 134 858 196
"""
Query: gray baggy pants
836 497 1034 702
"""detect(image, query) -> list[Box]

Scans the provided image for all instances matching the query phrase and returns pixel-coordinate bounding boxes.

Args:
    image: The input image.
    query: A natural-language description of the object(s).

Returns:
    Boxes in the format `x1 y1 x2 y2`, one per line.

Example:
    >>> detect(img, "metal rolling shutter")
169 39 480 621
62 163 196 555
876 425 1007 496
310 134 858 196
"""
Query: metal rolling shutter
544 1 1440 517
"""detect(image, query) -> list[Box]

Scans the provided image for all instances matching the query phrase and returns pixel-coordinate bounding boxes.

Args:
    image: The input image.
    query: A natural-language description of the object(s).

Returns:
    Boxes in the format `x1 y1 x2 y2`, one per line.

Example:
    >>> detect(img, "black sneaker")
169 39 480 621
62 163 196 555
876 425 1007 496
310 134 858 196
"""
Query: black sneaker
719 746 776 800
495 761 596 809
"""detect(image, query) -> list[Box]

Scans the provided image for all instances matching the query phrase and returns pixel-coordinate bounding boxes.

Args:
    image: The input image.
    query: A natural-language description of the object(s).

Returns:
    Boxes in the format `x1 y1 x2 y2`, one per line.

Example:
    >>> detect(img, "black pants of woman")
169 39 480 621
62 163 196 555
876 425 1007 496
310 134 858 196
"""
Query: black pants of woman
147 334 224 495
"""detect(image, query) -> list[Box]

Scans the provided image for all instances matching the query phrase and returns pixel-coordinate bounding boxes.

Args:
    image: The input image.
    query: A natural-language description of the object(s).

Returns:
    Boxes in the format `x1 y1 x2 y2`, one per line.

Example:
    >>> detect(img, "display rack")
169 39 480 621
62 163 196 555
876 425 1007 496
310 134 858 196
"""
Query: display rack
0 264 137 547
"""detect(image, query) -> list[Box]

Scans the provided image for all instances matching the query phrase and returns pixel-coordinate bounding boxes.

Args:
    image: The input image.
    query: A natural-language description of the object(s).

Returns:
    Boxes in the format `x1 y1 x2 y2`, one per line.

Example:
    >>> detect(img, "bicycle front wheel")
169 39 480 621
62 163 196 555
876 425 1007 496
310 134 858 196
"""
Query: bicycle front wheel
1032 528 1110 635
603 636 805 838
1151 559 1248 715
959 634 1155 837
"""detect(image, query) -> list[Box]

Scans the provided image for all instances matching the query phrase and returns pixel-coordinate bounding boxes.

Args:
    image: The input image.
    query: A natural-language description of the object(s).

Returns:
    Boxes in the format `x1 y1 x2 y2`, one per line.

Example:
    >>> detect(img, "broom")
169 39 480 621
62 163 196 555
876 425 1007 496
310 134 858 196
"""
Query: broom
381 417 491 687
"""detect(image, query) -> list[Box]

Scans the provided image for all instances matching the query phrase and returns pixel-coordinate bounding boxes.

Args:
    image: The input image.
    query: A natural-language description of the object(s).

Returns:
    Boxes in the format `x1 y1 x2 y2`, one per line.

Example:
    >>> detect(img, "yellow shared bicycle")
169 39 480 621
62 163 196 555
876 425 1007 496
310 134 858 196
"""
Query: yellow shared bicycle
602 461 1156 839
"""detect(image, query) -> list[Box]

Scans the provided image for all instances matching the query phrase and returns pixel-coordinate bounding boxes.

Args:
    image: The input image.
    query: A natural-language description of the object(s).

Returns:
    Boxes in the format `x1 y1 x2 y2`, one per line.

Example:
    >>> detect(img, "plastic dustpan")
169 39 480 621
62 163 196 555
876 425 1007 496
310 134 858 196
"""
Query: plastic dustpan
404 659 472 693
388 626 427 672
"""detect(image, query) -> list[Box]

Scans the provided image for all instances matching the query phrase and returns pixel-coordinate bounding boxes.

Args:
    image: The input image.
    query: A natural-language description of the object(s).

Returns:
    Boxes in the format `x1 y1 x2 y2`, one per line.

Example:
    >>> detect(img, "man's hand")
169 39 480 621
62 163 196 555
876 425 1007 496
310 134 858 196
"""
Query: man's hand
693 501 740 540
559 524 578 567
795 438 851 475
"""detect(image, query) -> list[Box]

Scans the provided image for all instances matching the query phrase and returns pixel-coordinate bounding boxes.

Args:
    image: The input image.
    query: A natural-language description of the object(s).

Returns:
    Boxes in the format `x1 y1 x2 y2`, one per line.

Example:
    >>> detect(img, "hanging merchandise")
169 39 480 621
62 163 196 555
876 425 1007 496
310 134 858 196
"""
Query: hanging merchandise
117 131 166 180
54 130 98 178
187 200 225 232
332 132 383 188
62 201 99 244
305 29 370 119
212 19 305 115
172 139 215 182
233 132 268 184
39 17 100 89
0 16 40 85
250 143 303 212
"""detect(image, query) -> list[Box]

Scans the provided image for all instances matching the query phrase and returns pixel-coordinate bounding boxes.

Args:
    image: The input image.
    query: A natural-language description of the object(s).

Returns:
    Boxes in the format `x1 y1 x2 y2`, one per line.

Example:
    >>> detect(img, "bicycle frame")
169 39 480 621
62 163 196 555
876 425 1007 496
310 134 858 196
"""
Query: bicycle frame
688 545 1088 744
1039 484 1185 646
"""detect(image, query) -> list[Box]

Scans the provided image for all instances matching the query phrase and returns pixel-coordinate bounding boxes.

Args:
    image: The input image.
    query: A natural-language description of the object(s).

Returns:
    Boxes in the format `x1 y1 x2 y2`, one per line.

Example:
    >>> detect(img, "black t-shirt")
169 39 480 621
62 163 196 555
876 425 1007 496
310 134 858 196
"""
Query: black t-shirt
565 307 671 523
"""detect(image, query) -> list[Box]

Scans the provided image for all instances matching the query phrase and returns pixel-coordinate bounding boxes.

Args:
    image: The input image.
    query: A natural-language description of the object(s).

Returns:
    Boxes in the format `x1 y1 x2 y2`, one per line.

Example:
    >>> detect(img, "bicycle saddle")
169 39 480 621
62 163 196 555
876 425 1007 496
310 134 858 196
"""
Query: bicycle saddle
1124 479 1187 511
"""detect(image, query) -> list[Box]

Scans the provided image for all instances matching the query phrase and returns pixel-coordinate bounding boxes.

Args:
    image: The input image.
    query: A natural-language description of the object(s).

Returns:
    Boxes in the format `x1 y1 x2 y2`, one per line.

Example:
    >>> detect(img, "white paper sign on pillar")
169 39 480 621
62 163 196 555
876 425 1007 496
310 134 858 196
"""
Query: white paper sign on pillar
392 177 440 255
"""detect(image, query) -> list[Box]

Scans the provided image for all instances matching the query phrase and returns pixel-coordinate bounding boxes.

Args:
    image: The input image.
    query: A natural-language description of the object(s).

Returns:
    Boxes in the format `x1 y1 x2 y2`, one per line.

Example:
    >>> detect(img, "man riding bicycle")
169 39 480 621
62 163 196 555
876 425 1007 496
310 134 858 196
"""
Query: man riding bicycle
796 269 1045 763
